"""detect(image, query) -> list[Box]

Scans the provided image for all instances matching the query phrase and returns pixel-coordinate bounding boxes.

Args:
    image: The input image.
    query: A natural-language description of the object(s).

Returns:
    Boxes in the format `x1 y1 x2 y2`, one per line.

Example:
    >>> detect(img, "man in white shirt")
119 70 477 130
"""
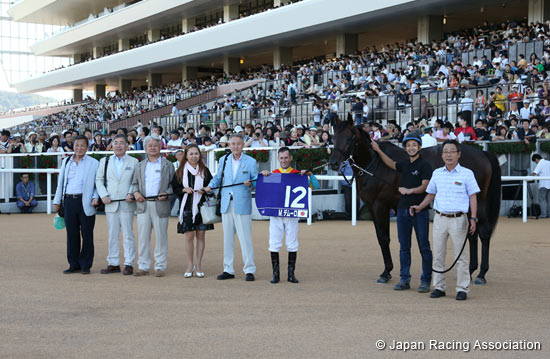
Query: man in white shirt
411 140 480 301
532 154 550 218
421 127 437 148
166 130 183 149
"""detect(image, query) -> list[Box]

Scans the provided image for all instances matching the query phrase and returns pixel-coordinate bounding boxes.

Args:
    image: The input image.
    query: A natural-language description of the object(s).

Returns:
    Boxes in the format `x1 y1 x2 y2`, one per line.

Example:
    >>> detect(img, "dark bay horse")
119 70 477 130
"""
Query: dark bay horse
328 114 501 285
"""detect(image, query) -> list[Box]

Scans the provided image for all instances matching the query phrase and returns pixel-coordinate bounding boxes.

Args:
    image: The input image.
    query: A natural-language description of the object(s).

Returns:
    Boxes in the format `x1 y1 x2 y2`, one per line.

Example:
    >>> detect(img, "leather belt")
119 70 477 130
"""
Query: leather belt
435 210 464 218
64 194 82 199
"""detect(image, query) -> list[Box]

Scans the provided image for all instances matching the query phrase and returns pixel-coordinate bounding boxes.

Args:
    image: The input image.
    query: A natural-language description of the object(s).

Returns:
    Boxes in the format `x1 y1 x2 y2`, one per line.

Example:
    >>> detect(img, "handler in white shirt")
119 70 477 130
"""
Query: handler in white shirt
411 140 480 301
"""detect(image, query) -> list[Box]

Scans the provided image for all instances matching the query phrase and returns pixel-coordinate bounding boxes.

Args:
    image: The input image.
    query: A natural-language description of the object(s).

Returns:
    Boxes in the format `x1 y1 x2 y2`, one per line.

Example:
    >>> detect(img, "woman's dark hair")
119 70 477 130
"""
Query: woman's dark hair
176 144 207 183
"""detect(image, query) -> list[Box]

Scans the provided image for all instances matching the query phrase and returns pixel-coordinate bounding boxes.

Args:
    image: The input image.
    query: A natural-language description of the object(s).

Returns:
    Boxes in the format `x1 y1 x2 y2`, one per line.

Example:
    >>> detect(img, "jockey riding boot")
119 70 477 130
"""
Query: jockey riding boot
288 252 299 283
270 252 280 284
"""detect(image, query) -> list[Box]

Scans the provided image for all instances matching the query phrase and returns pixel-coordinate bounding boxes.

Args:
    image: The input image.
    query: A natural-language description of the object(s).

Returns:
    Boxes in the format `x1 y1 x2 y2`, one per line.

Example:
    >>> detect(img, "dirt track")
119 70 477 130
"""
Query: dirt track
1 214 548 358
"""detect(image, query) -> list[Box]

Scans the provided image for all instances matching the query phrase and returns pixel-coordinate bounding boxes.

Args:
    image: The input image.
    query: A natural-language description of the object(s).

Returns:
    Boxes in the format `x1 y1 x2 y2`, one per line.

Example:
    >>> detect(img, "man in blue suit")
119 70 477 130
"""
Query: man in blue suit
53 136 99 274
204 134 258 281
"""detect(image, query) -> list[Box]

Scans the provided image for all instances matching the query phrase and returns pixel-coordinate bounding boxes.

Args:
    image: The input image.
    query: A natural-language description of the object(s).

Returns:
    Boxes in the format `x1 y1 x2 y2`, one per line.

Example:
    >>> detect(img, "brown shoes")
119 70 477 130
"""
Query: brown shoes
123 265 133 275
100 265 121 274
155 270 166 277
134 269 149 276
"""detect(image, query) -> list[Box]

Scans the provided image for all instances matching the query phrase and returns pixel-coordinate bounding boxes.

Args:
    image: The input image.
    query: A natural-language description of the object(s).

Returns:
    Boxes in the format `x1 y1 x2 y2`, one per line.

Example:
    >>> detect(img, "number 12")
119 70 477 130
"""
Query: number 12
284 185 306 208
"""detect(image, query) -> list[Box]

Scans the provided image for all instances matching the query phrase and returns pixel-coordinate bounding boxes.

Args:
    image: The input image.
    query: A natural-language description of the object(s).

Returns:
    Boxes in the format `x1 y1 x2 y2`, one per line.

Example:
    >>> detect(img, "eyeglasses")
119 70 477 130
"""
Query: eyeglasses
442 150 459 154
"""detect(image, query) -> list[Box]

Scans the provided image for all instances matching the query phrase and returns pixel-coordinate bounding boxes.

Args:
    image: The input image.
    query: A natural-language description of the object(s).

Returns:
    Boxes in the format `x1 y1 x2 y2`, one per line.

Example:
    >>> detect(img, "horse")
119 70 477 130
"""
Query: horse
328 114 501 285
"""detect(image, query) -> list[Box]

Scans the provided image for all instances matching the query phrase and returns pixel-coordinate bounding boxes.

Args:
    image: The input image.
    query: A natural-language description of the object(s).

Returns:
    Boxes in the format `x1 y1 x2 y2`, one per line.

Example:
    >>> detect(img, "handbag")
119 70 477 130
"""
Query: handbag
200 194 222 224
95 156 110 212
57 156 72 218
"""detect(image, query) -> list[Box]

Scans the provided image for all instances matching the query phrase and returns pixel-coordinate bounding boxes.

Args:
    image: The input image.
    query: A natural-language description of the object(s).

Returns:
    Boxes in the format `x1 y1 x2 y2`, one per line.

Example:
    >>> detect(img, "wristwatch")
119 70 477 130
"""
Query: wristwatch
470 217 478 222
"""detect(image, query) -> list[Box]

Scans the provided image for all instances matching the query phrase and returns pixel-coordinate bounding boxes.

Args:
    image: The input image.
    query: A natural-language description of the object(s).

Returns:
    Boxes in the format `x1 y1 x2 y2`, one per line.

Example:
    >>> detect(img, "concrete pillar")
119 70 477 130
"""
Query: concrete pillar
147 73 162 88
72 53 80 64
182 65 198 83
528 0 550 24
417 15 443 44
274 0 291 6
118 38 129 51
273 46 293 69
119 79 132 93
182 17 196 33
223 56 240 75
92 46 104 59
335 33 358 57
223 4 239 23
73 89 83 102
147 29 160 42
94 84 106 99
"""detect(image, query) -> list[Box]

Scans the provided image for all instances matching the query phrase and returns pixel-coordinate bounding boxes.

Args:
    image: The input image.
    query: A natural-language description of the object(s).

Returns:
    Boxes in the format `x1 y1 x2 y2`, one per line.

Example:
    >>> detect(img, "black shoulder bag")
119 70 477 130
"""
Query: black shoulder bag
95 156 110 212
215 153 230 216
58 155 72 217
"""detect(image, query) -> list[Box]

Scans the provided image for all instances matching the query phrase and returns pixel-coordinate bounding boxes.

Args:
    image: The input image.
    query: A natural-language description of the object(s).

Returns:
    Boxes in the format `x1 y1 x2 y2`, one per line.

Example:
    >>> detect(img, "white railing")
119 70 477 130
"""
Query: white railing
0 168 59 215
501 176 550 223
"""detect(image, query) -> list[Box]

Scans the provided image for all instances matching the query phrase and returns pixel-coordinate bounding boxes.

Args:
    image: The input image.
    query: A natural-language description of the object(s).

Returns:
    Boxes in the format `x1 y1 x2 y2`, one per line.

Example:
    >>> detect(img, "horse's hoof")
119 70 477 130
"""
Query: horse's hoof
376 274 392 284
474 277 486 285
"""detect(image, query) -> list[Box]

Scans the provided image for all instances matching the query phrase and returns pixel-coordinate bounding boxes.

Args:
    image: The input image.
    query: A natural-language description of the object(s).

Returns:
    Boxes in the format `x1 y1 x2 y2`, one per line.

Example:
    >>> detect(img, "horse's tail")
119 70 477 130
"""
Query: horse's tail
484 151 501 230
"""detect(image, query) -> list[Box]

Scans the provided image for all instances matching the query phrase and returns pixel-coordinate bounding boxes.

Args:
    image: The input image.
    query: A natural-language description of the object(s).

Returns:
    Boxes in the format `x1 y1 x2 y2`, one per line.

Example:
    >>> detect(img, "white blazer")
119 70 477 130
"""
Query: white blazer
95 154 139 213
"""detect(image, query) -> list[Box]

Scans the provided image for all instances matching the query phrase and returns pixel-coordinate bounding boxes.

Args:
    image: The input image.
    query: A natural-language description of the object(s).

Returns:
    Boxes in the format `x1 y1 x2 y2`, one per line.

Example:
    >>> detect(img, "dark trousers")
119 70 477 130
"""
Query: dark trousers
396 208 432 284
64 196 95 270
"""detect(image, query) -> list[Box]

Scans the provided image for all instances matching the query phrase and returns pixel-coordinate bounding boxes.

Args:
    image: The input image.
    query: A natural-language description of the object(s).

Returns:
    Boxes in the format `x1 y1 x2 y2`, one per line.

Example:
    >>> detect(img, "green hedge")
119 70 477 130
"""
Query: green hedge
487 142 536 155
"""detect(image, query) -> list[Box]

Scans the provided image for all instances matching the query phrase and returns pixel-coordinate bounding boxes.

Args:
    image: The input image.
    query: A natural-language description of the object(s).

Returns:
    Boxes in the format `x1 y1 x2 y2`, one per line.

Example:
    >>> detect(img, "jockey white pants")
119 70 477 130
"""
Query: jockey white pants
269 217 299 252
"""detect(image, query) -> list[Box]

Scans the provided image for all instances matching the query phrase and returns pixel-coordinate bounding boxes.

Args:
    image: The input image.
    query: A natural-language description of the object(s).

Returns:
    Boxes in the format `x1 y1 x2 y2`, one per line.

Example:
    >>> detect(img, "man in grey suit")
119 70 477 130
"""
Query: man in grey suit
95 134 139 275
132 136 174 277
53 136 99 274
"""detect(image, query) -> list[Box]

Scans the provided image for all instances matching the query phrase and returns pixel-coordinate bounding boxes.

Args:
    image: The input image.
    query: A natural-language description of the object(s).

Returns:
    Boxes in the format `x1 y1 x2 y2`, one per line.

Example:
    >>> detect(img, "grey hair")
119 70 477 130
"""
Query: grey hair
229 133 245 142
464 90 472 98
143 135 161 148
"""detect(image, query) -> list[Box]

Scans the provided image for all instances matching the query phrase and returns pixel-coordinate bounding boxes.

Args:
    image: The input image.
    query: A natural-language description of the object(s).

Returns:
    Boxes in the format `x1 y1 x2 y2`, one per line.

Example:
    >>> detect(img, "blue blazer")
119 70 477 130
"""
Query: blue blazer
209 153 258 215
53 155 99 216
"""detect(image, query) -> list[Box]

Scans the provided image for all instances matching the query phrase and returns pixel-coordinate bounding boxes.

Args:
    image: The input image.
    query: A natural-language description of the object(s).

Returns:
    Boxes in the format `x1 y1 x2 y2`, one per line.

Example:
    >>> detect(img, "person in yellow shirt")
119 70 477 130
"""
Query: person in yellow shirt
493 86 506 113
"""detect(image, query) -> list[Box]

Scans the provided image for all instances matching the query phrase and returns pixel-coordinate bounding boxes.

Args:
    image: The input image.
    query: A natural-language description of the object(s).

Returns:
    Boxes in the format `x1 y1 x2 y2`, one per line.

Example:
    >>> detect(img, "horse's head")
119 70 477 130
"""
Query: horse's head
329 113 370 171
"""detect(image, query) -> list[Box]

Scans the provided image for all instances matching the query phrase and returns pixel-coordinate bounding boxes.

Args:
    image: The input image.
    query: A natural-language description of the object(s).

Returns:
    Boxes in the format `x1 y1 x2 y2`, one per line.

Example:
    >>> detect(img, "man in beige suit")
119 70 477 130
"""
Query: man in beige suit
132 135 175 277
96 134 139 275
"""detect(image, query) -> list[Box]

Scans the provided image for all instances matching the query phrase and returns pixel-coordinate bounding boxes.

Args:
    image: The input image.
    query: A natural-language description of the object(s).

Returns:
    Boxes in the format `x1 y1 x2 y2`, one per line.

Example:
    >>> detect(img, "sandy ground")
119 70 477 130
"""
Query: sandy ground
0 214 549 358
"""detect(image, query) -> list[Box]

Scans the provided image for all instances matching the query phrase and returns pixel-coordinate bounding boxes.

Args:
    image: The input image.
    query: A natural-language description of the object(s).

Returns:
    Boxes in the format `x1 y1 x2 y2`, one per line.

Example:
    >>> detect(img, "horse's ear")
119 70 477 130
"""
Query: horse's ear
332 114 340 126
347 112 354 126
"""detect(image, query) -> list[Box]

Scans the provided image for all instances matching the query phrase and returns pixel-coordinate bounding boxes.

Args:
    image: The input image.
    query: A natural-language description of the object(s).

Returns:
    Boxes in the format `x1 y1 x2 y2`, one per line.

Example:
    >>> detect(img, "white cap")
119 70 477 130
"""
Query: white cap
234 125 244 133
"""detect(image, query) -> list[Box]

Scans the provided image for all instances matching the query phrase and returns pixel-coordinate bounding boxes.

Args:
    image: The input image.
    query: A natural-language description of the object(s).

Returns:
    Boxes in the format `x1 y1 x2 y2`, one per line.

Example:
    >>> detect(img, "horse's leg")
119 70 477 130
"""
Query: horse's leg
474 220 492 285
372 204 393 283
468 232 479 277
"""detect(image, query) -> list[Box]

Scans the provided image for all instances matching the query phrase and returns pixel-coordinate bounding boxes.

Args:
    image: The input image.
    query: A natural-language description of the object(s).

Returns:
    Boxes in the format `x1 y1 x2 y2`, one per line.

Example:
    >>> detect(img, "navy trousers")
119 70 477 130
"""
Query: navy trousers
396 208 432 284
64 196 95 270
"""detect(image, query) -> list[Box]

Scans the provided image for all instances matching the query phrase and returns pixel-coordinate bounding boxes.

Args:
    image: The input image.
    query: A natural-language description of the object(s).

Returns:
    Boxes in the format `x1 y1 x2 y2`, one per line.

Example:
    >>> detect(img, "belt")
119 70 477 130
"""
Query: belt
64 194 82 199
435 210 464 218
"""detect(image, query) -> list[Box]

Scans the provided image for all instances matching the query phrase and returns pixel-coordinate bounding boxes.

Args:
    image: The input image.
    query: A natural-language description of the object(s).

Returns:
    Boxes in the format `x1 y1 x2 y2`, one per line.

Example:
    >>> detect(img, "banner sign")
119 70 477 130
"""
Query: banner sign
255 173 309 218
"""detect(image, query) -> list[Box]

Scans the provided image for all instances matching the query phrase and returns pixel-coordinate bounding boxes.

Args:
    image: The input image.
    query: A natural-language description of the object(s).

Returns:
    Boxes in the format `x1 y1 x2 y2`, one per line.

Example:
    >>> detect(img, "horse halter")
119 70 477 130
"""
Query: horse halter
337 126 376 185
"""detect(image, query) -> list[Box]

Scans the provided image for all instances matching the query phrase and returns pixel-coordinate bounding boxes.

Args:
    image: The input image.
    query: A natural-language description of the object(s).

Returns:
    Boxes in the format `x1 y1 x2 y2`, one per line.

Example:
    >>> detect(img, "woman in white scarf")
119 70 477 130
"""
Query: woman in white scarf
172 144 213 278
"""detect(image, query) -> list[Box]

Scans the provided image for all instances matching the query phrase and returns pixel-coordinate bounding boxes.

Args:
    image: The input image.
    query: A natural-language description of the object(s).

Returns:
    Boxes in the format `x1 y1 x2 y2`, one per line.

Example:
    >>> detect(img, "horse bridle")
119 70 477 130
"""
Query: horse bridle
337 126 380 185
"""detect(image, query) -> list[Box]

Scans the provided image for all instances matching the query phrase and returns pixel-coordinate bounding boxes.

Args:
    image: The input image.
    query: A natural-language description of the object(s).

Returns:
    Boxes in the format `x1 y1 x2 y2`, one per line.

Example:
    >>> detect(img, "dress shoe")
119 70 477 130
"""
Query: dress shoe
195 267 205 278
123 265 133 275
155 270 166 277
81 268 91 275
393 281 410 291
184 265 194 278
456 291 468 301
217 272 235 280
134 269 149 276
417 282 431 293
430 289 446 298
63 267 81 274
245 273 255 281
100 265 121 274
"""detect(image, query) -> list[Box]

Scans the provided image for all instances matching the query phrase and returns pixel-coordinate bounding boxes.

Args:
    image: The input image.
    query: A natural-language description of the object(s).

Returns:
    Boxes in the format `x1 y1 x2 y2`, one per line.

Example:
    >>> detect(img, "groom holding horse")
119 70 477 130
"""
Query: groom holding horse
372 133 433 293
